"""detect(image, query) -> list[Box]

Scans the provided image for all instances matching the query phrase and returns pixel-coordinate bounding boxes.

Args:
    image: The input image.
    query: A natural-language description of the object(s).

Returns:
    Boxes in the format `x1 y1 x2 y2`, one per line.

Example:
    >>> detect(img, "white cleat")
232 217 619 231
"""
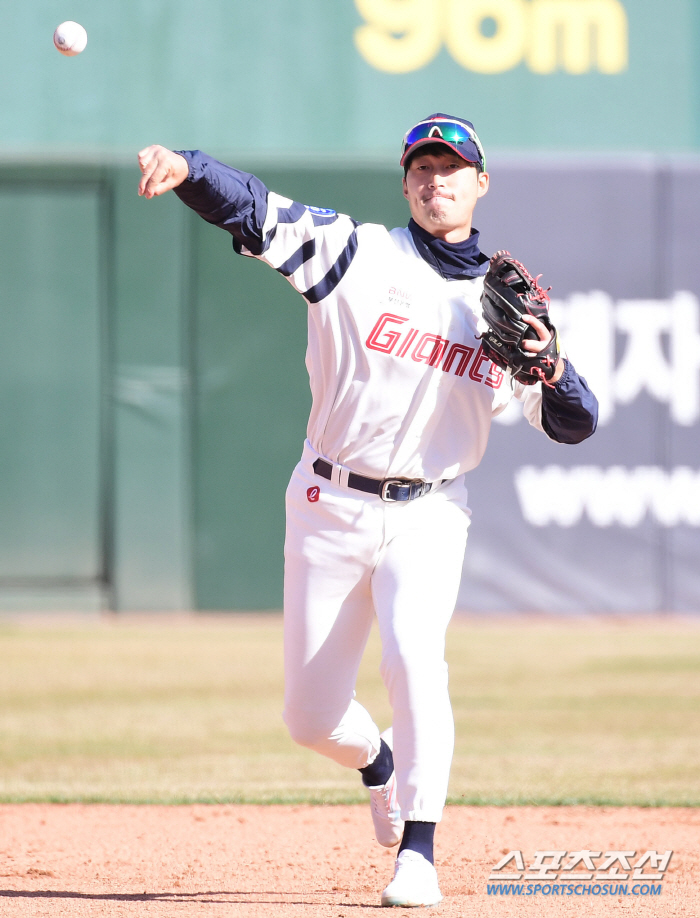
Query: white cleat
381 849 443 908
367 728 404 848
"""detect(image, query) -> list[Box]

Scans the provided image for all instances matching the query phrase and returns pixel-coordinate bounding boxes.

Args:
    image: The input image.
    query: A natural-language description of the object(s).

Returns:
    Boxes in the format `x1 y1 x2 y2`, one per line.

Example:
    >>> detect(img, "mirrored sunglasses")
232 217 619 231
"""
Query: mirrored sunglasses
402 120 485 171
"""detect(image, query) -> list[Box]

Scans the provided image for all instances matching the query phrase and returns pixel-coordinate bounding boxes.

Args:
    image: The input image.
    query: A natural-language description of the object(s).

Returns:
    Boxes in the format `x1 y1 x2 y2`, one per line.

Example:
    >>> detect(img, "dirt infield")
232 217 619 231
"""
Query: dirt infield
0 804 697 917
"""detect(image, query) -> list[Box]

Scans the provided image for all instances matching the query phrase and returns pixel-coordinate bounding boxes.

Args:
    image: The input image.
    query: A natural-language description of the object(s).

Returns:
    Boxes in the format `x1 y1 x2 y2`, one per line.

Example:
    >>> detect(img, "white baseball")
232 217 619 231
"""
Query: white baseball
53 21 88 57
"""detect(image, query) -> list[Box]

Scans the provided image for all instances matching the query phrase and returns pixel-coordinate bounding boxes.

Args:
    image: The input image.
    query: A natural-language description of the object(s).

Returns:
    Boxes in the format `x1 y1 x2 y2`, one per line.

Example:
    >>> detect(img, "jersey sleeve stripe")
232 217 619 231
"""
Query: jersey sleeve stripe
311 212 340 227
303 227 360 304
259 199 307 255
276 239 317 277
265 211 356 277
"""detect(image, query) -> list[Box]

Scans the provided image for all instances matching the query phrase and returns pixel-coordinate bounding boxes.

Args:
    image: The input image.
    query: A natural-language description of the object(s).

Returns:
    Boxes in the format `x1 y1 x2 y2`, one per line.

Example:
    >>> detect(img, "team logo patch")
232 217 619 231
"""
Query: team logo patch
305 205 336 216
307 486 321 503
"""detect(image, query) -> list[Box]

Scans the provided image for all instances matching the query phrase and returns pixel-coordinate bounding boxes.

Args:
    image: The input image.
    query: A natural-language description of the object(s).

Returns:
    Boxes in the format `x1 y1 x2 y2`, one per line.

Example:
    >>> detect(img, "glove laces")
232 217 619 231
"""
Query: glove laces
493 250 551 308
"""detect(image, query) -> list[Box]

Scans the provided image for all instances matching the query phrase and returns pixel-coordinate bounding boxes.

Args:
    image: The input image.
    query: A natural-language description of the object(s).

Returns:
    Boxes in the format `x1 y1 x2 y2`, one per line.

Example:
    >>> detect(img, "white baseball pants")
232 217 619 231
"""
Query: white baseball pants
282 441 470 823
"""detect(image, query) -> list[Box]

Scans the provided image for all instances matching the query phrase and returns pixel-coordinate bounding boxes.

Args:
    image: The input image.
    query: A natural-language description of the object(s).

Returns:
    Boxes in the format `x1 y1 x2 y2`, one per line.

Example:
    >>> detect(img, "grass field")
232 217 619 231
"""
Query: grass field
0 614 699 806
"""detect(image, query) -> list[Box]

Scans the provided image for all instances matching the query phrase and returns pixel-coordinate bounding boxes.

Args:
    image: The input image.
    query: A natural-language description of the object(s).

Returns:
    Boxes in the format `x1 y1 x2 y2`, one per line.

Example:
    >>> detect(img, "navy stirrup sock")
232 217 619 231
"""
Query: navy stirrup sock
399 821 436 865
359 738 394 787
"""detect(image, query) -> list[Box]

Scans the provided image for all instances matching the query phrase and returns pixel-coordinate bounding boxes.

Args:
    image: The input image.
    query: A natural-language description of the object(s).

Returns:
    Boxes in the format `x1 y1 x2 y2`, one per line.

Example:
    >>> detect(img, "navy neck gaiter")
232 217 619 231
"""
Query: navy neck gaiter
408 218 490 280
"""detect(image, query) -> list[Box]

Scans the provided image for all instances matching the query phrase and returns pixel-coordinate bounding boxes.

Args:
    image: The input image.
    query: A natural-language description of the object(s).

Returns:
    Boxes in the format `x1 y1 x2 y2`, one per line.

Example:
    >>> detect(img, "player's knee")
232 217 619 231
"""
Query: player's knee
283 706 336 750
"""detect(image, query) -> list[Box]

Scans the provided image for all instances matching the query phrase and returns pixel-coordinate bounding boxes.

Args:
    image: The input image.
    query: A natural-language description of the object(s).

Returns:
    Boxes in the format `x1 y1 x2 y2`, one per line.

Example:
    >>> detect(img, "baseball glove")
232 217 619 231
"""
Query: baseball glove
479 250 560 385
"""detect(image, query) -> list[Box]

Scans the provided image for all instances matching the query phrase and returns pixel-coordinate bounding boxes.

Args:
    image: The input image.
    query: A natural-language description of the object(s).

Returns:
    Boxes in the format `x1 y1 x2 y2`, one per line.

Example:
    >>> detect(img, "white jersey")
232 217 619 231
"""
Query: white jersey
240 192 546 482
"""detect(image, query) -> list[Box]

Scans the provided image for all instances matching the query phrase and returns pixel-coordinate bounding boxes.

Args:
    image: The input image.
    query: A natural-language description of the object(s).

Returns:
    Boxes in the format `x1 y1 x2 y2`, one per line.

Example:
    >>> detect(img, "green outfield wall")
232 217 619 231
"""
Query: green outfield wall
0 166 193 610
2 0 699 159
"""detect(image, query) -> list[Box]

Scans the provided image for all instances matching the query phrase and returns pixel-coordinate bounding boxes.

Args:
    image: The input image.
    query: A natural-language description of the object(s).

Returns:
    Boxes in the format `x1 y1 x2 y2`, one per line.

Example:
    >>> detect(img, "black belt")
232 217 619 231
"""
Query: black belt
313 458 437 502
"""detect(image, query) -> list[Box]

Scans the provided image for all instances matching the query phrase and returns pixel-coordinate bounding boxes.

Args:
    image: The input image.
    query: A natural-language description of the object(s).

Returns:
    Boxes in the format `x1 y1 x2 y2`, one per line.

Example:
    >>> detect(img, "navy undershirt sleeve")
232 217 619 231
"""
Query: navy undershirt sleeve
173 150 270 255
540 359 598 444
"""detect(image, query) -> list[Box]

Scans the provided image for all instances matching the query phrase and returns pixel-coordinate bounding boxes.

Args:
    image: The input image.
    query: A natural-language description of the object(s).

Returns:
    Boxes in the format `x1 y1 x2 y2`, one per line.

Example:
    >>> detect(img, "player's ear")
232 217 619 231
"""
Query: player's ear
402 176 409 200
477 171 489 198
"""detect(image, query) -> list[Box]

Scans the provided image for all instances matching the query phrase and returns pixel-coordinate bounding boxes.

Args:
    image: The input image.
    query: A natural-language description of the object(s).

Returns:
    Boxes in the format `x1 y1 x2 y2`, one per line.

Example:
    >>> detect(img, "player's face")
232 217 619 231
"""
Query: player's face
402 152 489 242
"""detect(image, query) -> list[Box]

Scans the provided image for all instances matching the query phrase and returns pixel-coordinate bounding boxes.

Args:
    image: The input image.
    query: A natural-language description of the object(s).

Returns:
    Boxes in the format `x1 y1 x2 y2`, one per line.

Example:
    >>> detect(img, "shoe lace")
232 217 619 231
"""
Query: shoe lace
371 783 393 816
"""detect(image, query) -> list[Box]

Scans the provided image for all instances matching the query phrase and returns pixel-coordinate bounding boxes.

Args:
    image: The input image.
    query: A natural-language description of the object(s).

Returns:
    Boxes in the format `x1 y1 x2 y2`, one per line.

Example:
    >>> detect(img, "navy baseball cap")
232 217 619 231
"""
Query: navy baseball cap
400 113 486 171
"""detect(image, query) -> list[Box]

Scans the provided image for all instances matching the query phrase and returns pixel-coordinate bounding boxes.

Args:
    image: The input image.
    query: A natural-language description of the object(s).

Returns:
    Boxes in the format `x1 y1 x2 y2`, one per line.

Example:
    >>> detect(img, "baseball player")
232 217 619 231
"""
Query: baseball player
137 114 598 908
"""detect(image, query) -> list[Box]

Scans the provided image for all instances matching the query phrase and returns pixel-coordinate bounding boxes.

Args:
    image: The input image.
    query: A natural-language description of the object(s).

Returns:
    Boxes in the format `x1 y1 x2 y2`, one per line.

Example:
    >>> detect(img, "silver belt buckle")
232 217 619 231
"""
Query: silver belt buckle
380 478 428 502
380 478 405 502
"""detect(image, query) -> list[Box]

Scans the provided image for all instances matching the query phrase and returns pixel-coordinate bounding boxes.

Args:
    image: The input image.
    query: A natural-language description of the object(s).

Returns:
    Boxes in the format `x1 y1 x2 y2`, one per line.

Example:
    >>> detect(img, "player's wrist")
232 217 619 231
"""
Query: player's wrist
550 356 566 384
172 151 194 185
